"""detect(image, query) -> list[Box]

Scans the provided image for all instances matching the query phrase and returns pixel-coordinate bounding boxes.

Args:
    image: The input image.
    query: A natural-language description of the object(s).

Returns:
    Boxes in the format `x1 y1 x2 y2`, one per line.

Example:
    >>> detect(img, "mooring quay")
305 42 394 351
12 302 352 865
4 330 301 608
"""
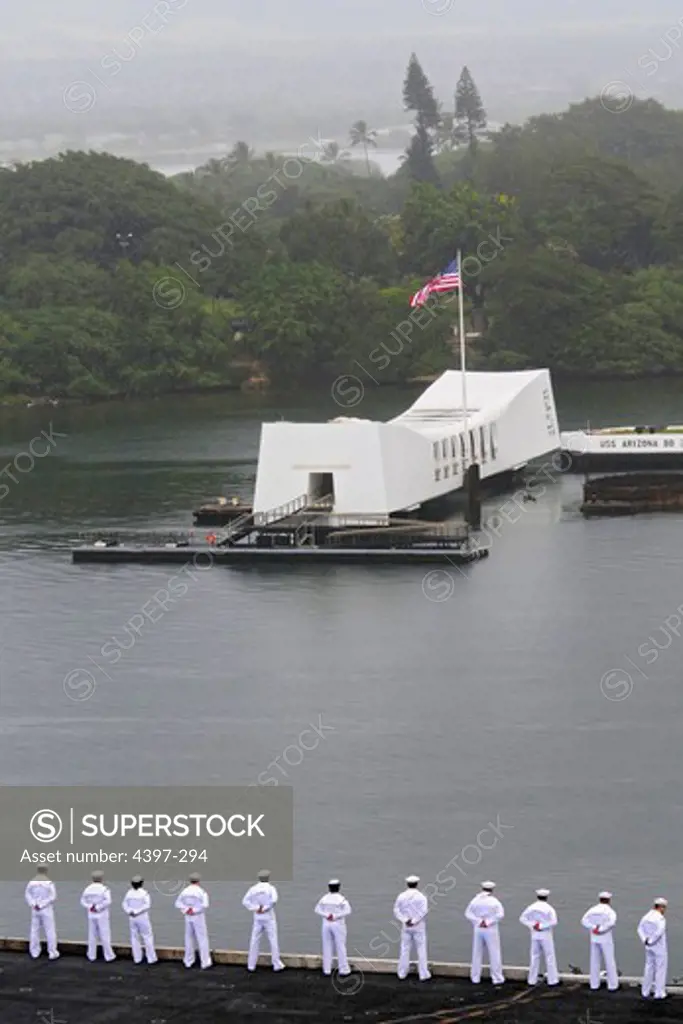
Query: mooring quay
1 939 680 1024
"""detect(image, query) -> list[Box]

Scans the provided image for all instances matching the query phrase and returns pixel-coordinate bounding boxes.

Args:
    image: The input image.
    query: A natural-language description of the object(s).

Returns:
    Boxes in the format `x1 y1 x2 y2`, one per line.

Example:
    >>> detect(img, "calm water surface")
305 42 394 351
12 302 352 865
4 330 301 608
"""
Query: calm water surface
1 379 682 975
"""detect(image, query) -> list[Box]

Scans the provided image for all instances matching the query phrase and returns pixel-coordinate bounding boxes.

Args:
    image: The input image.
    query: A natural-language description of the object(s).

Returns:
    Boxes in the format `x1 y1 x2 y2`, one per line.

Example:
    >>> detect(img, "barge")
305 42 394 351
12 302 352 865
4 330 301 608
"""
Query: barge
580 471 683 517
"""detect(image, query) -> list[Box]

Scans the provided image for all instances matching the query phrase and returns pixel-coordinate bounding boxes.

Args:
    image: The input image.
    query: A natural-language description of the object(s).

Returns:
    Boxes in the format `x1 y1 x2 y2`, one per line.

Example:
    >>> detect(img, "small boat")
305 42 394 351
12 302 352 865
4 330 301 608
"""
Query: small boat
193 497 253 527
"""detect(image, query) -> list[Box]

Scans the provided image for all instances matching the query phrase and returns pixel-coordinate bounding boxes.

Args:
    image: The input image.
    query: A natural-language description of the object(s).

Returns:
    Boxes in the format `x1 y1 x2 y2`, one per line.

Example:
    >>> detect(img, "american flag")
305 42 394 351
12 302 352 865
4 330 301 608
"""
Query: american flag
410 259 461 308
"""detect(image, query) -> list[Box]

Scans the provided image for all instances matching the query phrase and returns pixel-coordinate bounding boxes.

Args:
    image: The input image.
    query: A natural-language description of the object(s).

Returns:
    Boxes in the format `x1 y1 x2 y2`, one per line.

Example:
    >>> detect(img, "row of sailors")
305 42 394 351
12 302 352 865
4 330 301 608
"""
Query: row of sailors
25 871 670 1000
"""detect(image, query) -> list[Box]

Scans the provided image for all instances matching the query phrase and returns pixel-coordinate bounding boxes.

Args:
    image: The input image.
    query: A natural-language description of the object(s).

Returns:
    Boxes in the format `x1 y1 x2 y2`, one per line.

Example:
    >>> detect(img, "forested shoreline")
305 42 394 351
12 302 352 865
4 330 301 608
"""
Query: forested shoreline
4 55 683 402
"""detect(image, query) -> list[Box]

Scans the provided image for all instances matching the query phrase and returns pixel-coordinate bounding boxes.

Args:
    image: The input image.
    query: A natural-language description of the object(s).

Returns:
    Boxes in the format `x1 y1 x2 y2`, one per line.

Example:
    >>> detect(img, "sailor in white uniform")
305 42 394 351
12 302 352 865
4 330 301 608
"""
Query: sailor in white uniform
80 870 116 962
519 888 558 986
581 891 618 991
121 875 157 965
242 869 285 971
465 881 505 985
314 879 351 976
394 874 431 981
638 897 668 999
25 866 59 960
174 872 212 969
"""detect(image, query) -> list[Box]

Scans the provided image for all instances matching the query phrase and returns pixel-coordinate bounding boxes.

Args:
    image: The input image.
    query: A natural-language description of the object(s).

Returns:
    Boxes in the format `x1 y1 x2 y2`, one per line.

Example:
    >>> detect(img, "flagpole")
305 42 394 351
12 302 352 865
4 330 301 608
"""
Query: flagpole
457 248 468 466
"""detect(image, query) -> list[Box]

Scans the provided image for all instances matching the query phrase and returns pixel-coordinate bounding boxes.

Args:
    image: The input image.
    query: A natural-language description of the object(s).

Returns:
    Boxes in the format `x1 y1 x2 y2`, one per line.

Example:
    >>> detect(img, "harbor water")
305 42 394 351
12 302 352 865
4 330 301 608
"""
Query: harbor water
1 378 683 975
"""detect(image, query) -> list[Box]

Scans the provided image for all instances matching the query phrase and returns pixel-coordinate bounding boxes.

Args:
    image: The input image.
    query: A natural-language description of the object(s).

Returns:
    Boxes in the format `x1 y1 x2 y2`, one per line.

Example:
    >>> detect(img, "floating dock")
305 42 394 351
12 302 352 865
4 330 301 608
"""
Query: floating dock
73 501 489 567
1 938 679 1024
73 544 488 565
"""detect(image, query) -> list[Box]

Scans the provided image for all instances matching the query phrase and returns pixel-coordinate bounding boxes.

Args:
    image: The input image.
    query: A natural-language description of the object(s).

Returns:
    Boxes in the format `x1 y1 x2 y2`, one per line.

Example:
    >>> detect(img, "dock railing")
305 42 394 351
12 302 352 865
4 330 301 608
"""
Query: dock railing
214 509 255 545
253 493 334 528
253 493 310 527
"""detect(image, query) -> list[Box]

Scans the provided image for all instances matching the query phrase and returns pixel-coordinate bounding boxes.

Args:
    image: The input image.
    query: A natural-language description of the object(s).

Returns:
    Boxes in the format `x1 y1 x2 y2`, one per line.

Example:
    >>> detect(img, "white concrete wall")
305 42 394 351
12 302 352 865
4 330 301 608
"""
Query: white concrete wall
493 370 559 473
378 423 456 513
253 422 389 516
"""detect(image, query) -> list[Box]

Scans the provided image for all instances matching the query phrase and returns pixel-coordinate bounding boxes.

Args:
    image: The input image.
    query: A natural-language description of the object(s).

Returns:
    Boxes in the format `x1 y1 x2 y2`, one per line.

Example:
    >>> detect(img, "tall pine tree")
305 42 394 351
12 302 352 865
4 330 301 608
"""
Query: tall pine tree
403 53 440 128
403 122 440 186
403 53 440 185
454 66 487 155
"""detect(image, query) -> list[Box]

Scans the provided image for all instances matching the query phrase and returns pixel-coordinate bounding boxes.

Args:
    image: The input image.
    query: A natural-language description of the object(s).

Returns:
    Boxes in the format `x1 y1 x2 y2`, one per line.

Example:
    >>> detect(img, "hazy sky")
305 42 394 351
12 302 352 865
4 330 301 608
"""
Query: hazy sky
4 0 683 146
5 0 683 57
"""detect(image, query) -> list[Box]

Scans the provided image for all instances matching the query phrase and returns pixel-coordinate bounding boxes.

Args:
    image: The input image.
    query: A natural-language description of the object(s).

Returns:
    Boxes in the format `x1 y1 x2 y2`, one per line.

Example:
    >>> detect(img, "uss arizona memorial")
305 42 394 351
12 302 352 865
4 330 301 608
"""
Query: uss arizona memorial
253 370 561 518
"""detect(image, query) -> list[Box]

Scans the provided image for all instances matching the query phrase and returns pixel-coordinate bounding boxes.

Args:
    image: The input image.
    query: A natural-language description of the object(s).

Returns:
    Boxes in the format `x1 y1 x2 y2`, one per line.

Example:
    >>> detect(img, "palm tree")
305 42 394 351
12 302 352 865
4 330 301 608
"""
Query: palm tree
349 120 378 176
321 141 351 165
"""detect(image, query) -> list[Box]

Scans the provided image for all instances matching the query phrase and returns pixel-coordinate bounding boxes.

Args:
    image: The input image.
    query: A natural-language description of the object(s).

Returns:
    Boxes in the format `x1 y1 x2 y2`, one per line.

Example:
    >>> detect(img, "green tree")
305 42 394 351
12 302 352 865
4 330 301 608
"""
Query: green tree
238 260 372 380
530 157 662 270
575 303 680 375
0 151 220 269
225 141 254 169
403 123 440 187
403 53 440 128
483 245 611 369
454 67 487 156
280 199 396 282
401 182 517 276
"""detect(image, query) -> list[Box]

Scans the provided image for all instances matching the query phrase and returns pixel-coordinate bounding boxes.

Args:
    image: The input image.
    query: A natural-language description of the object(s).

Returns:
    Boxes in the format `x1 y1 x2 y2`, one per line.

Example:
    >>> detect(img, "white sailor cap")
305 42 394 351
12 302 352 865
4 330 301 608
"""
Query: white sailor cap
481 881 496 891
599 891 612 900
405 874 420 884
328 879 340 886
536 888 550 898
654 897 668 907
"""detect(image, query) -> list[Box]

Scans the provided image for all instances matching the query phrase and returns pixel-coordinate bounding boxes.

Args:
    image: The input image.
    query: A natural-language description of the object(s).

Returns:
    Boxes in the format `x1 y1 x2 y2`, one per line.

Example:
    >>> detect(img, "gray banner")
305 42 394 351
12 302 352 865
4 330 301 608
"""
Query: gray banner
1 787 293 881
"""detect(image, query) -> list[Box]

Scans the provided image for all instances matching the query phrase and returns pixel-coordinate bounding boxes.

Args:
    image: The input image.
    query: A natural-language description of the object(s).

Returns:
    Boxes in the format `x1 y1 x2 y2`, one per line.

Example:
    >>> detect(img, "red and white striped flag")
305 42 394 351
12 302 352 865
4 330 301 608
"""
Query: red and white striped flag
410 258 461 308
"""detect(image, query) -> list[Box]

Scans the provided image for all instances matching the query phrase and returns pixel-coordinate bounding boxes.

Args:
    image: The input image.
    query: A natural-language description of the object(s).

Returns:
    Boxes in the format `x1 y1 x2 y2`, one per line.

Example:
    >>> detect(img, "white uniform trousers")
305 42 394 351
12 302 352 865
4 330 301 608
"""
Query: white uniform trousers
87 912 116 962
30 907 58 959
590 935 618 990
528 933 558 985
471 925 504 984
129 913 157 964
248 913 284 970
398 921 431 981
183 914 212 968
321 920 350 975
642 946 667 999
